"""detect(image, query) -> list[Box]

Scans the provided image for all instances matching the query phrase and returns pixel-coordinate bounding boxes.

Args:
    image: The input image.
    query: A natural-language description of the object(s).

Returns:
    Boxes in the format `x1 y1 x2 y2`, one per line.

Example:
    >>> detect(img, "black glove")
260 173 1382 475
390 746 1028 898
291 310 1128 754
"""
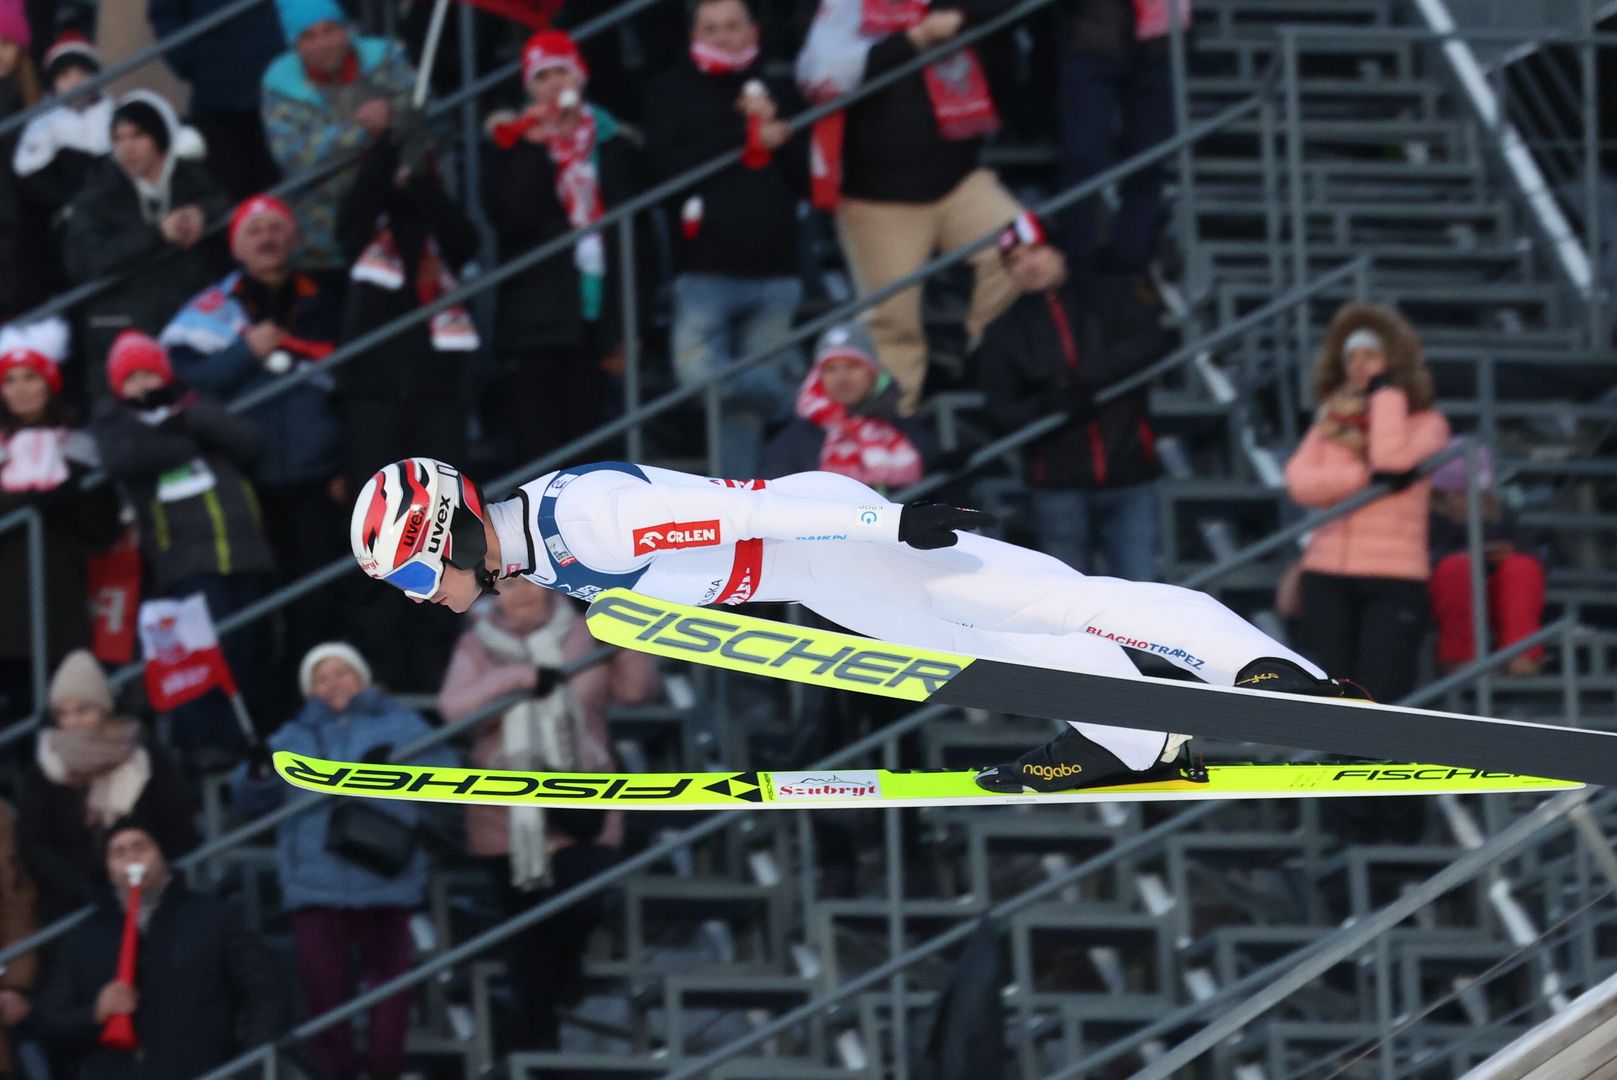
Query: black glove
1067 381 1096 422
898 502 999 550
1365 374 1394 394
1371 468 1420 492
245 741 274 777
534 666 564 698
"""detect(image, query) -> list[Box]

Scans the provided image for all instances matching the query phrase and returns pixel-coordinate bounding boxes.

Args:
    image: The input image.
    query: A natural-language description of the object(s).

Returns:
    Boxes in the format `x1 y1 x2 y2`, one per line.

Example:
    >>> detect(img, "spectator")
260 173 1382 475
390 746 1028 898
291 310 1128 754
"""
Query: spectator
482 30 630 469
59 91 228 384
0 800 39 1080
12 33 110 222
90 331 275 766
643 0 807 479
334 129 476 693
0 0 43 322
1056 0 1186 275
978 213 1171 579
235 642 450 1080
148 0 283 201
761 321 935 489
1428 438 1547 676
261 0 417 271
32 816 287 1079
1283 302 1450 703
796 0 1021 414
162 194 344 702
437 580 658 1051
0 347 120 721
16 650 197 923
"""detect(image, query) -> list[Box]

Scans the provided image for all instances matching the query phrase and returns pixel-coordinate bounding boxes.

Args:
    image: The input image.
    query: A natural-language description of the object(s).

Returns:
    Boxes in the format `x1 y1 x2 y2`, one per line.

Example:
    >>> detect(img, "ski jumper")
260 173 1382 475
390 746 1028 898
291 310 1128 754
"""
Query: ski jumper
486 462 1324 769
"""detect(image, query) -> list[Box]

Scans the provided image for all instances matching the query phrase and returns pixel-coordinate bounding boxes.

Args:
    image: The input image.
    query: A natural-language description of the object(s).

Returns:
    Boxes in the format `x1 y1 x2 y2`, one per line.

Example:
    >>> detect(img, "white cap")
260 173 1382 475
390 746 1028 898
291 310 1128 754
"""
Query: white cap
298 642 373 699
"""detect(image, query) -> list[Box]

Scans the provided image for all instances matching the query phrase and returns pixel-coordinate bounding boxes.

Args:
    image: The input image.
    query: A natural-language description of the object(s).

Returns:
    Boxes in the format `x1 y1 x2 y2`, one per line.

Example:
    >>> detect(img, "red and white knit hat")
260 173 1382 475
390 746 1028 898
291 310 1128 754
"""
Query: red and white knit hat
522 30 587 87
0 348 62 395
106 331 173 395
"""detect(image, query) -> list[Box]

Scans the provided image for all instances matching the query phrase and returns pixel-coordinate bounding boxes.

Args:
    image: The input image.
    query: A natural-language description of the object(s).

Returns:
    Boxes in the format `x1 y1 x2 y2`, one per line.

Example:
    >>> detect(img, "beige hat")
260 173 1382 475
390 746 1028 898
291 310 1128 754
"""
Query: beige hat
48 649 114 714
298 642 372 699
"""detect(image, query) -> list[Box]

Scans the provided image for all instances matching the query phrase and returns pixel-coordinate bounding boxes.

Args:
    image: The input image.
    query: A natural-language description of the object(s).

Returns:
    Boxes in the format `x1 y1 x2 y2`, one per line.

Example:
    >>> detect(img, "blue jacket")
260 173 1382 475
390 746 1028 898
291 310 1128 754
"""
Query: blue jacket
162 270 343 488
233 688 452 910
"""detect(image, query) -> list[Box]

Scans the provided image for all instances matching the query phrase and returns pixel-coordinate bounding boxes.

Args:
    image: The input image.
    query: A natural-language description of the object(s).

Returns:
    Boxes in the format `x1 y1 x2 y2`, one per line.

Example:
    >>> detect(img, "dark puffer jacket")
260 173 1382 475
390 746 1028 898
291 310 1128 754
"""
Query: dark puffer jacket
89 392 276 593
979 272 1173 489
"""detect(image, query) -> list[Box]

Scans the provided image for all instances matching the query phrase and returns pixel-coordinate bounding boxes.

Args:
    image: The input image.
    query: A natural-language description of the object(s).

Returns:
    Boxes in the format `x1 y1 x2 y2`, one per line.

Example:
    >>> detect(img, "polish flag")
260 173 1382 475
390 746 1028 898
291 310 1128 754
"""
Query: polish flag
138 595 238 711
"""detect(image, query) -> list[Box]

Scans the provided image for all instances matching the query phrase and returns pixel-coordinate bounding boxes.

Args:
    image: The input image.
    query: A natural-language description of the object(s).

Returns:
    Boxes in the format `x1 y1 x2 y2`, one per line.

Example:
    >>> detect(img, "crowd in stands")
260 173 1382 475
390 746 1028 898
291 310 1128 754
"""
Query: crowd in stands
0 0 1557 1073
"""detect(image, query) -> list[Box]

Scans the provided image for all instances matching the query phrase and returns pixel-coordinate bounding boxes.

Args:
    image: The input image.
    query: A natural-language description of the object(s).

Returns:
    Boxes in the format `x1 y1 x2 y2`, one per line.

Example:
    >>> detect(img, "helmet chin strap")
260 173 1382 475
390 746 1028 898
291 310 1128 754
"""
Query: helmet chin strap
474 564 501 598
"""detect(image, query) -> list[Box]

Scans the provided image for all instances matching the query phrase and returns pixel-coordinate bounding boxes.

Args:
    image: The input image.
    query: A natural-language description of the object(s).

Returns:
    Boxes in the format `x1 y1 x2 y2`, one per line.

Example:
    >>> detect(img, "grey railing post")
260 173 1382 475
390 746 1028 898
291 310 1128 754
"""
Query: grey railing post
620 215 643 463
1465 441 1492 715
25 508 46 725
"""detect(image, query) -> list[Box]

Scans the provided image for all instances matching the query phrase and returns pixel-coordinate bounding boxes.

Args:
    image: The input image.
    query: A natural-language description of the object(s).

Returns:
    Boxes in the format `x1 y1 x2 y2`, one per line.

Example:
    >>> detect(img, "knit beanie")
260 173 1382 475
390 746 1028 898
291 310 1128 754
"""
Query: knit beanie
813 321 879 371
0 348 62 395
0 0 30 50
106 330 173 396
49 649 114 714
101 813 168 863
298 642 373 699
43 31 97 84
228 194 298 260
275 0 346 45
522 30 588 86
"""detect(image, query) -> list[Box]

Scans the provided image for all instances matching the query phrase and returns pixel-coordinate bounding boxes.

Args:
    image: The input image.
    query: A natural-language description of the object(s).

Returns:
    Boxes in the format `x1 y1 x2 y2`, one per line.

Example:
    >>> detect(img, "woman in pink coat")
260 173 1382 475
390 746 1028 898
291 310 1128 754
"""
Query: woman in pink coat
1283 303 1450 703
436 579 658 1051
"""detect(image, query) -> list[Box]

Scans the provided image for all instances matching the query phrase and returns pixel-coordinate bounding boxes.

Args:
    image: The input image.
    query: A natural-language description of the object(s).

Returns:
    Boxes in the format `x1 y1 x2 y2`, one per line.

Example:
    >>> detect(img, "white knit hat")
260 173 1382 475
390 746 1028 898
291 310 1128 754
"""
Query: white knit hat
298 642 372 699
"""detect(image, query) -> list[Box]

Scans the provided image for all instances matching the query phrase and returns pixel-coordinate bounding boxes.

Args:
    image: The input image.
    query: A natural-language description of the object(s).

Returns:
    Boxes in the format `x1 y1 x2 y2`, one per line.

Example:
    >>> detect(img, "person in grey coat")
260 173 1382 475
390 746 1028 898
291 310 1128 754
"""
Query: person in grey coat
234 642 454 1080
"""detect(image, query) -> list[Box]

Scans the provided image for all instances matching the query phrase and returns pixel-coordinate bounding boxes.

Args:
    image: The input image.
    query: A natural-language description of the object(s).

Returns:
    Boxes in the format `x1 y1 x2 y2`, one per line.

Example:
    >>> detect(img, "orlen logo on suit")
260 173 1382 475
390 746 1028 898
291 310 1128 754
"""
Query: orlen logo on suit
633 520 721 552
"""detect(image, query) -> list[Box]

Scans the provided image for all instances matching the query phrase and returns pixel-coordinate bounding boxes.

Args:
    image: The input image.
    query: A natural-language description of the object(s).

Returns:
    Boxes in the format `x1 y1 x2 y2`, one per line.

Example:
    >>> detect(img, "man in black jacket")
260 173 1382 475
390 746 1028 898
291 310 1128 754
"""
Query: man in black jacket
32 816 288 1080
645 0 806 480
979 212 1171 580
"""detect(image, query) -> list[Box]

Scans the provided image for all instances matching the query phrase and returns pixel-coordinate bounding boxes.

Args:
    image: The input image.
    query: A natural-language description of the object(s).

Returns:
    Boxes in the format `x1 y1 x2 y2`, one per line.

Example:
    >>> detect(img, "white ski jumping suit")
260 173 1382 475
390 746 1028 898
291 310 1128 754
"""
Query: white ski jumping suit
486 461 1324 769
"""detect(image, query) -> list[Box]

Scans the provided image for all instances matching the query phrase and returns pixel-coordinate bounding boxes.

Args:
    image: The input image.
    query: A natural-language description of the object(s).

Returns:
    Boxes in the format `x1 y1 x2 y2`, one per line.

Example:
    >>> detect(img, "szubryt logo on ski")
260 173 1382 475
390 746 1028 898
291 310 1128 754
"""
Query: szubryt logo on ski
585 591 967 699
772 771 883 800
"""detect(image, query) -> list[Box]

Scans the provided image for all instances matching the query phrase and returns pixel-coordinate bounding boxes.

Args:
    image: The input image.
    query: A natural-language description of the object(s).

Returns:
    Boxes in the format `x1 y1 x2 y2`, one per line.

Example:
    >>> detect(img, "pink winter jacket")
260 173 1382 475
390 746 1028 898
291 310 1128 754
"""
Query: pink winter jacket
436 606 661 856
1284 387 1451 582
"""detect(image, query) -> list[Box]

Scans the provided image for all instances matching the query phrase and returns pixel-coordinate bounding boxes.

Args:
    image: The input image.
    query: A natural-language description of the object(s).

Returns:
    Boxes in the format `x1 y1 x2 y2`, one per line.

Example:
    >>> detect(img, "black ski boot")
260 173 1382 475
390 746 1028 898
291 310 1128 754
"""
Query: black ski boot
975 727 1184 794
1234 657 1368 699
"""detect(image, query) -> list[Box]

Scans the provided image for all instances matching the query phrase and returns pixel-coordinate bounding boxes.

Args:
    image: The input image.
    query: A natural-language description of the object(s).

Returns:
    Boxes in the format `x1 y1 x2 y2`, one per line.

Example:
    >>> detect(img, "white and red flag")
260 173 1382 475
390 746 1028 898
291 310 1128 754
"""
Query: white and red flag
137 595 238 711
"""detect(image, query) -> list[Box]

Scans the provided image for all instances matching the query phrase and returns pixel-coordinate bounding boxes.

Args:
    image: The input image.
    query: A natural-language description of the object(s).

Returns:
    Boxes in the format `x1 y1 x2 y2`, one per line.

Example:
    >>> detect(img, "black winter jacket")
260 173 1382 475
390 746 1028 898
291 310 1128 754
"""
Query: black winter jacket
979 273 1171 489
60 157 230 370
481 120 631 351
33 879 288 1079
90 392 275 592
335 136 480 403
643 61 806 278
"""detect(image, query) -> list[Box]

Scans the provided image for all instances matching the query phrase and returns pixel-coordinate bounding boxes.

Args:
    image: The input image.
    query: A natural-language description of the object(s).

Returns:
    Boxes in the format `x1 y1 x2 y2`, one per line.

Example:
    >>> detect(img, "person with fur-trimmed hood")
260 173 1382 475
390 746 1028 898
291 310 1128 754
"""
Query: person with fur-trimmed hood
1283 301 1451 703
60 90 229 382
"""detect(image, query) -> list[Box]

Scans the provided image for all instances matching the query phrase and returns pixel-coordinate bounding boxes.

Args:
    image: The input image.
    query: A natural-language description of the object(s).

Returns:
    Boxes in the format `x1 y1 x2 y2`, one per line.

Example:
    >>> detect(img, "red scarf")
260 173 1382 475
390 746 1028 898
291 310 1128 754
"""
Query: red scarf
690 40 759 75
794 366 922 489
544 106 601 231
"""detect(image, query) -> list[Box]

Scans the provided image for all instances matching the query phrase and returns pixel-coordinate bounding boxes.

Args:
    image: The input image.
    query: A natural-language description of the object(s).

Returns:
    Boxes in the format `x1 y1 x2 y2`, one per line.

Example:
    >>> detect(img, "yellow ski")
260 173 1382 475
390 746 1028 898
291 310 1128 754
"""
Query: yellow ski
273 753 1579 811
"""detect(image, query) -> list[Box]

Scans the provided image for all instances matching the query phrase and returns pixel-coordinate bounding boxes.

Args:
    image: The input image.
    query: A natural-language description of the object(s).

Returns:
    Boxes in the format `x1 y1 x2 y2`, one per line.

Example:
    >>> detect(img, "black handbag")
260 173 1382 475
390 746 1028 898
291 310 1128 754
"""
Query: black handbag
324 800 419 878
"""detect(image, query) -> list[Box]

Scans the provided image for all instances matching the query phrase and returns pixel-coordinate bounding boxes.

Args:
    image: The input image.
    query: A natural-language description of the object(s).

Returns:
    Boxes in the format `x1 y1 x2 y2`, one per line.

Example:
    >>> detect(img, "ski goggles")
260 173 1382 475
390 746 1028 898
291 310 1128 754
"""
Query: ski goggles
380 554 444 601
